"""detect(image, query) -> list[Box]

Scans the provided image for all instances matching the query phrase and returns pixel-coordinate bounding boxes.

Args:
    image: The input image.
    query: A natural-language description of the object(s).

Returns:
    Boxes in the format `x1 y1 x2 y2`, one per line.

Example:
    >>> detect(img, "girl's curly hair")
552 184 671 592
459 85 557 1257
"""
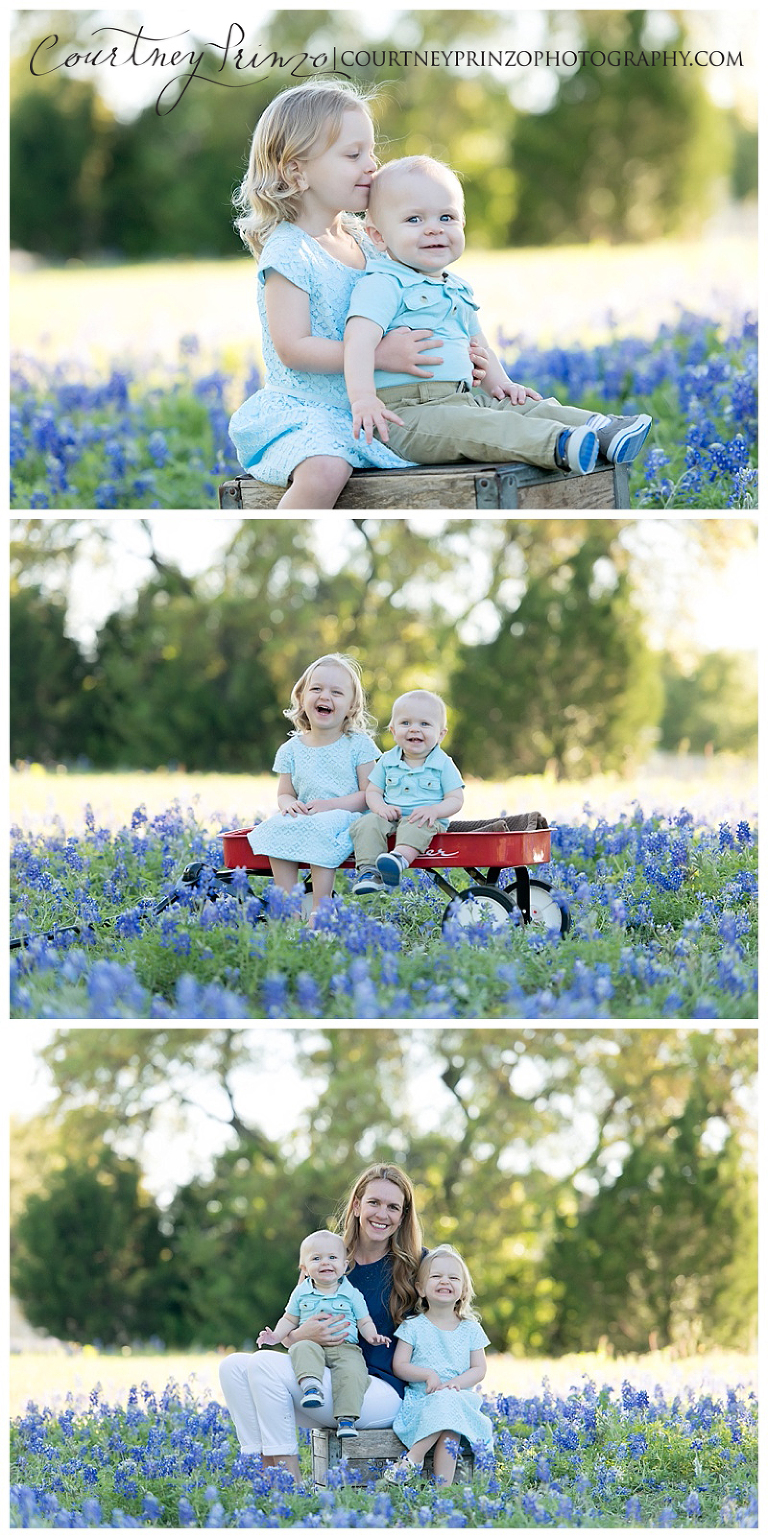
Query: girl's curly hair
234 80 379 255
285 653 376 738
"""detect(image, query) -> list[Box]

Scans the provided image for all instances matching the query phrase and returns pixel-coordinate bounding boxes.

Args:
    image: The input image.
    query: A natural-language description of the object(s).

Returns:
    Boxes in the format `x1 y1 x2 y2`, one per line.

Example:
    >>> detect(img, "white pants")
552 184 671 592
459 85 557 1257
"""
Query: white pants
218 1350 401 1456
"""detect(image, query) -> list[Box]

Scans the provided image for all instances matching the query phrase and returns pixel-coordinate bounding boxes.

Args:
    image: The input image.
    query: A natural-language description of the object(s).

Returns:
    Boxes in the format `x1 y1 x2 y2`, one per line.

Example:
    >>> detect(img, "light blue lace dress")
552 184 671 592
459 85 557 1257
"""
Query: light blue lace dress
229 222 417 487
247 732 380 868
392 1315 494 1451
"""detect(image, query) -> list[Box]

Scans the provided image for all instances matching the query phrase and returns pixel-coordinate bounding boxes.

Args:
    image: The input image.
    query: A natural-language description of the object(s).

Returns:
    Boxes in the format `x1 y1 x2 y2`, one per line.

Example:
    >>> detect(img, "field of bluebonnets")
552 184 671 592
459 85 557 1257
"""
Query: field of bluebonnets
10 775 758 1019
9 1358 759 1528
10 308 757 512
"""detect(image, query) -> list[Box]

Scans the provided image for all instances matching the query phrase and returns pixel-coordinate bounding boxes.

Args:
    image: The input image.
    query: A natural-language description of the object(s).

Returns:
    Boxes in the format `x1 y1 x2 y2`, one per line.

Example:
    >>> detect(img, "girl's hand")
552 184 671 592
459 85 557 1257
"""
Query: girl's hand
257 1328 279 1347
469 338 489 384
376 327 444 378
351 395 405 446
280 798 311 817
439 1377 464 1391
424 1371 443 1395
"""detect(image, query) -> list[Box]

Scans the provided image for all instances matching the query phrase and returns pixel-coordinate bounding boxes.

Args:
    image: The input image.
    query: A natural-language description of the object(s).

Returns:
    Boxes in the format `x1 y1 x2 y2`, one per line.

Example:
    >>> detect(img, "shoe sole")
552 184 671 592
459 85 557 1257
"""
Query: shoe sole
353 881 384 895
606 416 652 462
376 856 403 888
336 1429 358 1438
562 427 598 475
301 1396 324 1408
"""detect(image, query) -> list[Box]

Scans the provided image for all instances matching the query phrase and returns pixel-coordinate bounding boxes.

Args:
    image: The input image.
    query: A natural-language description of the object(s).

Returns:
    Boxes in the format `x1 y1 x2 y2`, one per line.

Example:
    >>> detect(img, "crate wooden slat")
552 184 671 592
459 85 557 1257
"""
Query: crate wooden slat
310 1426 475 1486
219 460 630 512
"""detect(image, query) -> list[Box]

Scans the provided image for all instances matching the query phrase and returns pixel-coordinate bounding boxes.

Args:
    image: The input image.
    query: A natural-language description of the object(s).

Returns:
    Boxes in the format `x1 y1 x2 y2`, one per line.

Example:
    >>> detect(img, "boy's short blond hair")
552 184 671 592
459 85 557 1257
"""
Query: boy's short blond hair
367 155 465 227
390 689 448 731
298 1229 346 1268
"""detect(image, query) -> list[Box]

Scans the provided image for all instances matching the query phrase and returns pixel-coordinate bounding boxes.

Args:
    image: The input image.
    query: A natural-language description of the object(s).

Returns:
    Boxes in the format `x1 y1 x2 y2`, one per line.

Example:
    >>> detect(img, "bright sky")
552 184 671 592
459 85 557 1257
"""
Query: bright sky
56 516 760 657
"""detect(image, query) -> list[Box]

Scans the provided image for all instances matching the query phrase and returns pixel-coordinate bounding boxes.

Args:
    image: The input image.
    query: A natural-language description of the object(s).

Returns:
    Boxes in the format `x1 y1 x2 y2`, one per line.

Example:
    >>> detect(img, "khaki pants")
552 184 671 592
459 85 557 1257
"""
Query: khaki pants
288 1340 370 1421
377 381 594 470
350 812 444 867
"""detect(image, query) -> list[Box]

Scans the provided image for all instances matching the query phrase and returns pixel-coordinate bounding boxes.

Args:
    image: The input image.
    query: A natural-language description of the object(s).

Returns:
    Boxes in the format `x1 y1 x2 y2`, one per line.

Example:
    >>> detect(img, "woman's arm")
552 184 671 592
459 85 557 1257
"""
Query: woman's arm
276 772 311 816
282 1312 352 1348
442 1348 487 1390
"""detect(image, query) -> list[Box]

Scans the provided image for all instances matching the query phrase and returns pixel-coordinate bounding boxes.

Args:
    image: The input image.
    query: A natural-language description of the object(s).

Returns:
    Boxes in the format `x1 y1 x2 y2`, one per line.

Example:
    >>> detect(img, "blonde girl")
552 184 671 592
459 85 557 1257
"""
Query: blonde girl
219 1163 426 1485
229 80 447 509
387 1245 493 1486
246 653 379 915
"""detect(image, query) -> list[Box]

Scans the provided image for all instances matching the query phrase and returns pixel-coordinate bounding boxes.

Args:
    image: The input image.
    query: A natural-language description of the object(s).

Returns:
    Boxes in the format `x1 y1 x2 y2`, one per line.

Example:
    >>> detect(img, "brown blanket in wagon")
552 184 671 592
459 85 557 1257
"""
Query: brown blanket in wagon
448 811 548 832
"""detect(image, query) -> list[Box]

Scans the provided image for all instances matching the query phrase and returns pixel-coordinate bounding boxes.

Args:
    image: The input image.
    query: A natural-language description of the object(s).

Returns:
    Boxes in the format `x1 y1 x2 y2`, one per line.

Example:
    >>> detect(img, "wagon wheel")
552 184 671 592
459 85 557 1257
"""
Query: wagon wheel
503 877 571 934
441 884 519 932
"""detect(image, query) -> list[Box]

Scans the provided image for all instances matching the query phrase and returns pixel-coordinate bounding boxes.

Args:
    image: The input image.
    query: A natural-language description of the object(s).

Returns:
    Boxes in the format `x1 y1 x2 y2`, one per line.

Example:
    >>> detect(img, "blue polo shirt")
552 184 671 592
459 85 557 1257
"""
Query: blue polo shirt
368 744 465 813
346 255 480 389
285 1276 370 1344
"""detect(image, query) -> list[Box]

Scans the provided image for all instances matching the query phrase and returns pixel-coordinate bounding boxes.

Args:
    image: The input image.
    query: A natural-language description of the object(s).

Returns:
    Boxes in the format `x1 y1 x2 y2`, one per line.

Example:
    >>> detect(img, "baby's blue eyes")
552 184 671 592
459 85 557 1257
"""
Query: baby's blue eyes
405 215 456 224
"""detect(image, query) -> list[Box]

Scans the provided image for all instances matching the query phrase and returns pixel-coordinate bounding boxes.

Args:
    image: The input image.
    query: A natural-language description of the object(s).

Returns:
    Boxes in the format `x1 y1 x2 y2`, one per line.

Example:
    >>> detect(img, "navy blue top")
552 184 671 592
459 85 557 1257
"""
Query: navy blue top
347 1251 427 1398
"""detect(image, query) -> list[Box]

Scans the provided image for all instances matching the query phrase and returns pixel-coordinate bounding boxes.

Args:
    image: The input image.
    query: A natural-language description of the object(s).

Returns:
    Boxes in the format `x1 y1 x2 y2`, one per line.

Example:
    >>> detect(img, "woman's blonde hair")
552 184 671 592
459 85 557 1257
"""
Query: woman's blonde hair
337 1163 423 1329
414 1245 480 1322
285 653 376 737
234 80 378 254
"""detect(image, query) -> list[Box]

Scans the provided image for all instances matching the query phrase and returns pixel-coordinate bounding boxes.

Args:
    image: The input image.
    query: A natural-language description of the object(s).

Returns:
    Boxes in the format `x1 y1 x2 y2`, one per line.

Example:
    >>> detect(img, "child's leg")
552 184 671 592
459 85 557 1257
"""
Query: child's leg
279 457 352 510
325 1344 370 1423
406 1430 442 1467
377 822 437 888
269 858 300 891
308 865 336 913
432 1430 460 1485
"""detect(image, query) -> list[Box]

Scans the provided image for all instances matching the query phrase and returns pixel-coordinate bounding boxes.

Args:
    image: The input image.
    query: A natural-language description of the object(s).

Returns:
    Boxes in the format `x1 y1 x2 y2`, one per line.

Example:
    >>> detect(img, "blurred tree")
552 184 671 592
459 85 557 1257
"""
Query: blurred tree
11 1149 166 1345
10 585 93 762
11 10 740 255
658 651 757 756
449 526 663 777
25 1027 756 1352
509 11 731 244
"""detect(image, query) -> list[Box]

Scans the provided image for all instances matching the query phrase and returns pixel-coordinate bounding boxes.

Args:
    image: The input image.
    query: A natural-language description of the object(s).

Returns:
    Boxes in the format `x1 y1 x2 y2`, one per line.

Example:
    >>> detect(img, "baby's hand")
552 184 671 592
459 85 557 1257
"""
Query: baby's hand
257 1328 278 1347
351 395 405 446
490 378 544 405
424 1371 443 1395
369 1331 392 1347
406 805 441 827
381 805 402 823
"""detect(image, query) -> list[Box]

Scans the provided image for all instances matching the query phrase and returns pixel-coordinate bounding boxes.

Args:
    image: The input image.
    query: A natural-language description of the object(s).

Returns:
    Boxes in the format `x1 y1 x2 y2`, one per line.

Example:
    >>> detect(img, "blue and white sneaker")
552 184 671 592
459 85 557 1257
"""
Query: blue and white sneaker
352 867 385 895
554 426 599 475
376 852 409 888
300 1380 324 1409
586 412 653 463
336 1418 359 1439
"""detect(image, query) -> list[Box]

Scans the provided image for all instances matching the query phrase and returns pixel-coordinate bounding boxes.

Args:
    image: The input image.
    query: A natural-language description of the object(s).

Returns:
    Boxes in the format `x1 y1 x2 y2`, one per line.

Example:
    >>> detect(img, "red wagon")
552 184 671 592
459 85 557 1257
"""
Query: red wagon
220 826 569 933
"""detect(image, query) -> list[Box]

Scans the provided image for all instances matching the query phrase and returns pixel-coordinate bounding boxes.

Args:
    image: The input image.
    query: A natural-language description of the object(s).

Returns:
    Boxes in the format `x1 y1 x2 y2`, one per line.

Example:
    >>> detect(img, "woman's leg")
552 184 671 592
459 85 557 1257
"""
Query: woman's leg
278 457 352 510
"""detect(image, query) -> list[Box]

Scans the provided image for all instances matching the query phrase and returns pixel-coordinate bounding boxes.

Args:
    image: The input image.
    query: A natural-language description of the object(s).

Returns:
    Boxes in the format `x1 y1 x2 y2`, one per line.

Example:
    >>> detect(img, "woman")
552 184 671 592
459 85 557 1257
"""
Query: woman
218 1163 425 1482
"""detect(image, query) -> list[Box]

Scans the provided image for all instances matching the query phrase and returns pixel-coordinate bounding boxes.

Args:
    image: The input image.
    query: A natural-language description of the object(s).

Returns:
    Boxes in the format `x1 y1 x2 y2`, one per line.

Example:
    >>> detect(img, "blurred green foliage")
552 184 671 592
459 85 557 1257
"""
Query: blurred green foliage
10 1028 757 1353
9 518 757 776
10 10 754 257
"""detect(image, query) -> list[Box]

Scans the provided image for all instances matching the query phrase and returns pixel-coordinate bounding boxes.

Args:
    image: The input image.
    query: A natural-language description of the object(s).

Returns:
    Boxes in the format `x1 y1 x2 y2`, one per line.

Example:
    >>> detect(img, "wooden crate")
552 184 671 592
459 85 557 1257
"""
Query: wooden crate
310 1426 475 1486
219 459 630 512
